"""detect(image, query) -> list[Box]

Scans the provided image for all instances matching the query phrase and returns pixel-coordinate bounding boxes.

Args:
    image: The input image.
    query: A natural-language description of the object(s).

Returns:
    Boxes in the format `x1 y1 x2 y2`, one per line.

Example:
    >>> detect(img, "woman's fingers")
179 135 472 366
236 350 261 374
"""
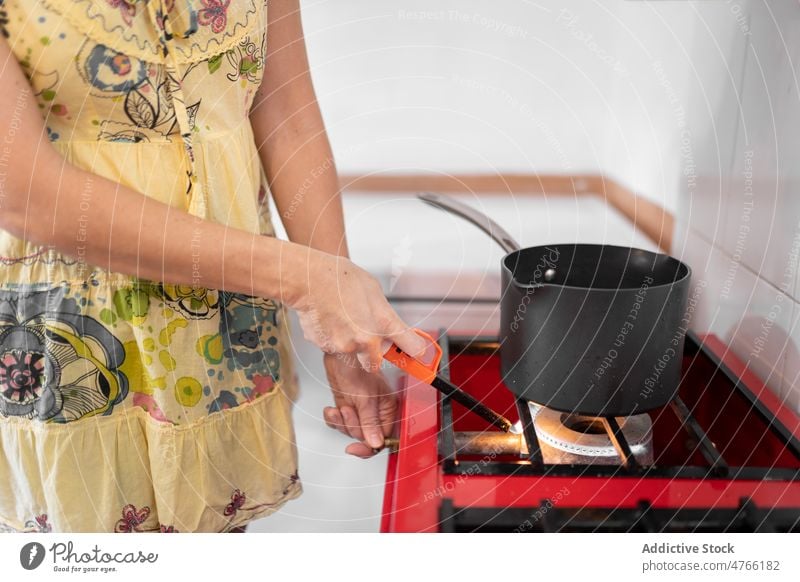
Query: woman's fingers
324 405 371 445
325 401 386 450
343 402 384 450
351 393 385 449
323 406 349 437
322 406 339 429
339 405 364 442
345 442 377 458
324 405 383 455
384 314 428 359
356 337 385 374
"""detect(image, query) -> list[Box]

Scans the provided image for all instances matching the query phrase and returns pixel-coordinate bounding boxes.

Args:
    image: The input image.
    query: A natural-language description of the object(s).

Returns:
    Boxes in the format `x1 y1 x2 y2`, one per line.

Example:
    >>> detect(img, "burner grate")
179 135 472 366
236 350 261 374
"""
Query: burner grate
437 331 800 481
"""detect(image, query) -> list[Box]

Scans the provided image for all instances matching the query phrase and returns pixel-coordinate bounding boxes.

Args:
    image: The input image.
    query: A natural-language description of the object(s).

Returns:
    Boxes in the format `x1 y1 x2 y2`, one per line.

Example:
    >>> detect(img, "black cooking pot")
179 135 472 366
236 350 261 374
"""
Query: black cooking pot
420 193 692 417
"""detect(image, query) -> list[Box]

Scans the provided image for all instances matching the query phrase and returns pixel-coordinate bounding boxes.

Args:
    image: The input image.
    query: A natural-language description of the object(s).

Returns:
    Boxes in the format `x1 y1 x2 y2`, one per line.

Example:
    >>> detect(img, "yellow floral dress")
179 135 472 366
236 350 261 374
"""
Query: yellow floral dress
0 0 302 532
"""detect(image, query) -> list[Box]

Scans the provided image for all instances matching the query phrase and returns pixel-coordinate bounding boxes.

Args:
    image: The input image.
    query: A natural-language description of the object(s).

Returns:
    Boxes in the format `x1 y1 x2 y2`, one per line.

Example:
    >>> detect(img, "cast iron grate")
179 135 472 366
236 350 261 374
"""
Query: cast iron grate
437 331 800 481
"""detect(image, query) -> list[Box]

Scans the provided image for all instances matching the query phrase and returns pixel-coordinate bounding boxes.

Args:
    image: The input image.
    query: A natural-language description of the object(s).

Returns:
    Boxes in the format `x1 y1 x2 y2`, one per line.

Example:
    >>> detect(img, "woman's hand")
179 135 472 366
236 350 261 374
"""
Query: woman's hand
284 248 418 453
287 248 427 373
322 352 397 455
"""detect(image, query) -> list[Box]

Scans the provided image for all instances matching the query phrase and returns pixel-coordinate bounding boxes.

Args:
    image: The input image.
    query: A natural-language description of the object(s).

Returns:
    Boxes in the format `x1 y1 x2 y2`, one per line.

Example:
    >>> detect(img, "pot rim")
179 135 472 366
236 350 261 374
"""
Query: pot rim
502 243 692 292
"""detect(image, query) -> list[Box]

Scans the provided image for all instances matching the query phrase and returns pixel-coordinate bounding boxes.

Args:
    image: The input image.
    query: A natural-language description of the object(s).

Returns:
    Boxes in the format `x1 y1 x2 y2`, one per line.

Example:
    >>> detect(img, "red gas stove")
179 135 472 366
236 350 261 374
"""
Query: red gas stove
380 330 800 532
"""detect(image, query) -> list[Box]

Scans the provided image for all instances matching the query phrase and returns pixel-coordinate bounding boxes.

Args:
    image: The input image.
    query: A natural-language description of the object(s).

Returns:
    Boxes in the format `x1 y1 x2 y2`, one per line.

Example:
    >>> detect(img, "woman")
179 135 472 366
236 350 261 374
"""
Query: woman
0 0 426 533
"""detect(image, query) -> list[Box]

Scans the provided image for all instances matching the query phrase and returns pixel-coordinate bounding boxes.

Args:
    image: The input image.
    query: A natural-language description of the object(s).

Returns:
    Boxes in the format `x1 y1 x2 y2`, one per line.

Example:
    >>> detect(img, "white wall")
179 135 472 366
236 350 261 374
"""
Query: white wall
299 0 706 213
297 0 800 403
674 0 800 413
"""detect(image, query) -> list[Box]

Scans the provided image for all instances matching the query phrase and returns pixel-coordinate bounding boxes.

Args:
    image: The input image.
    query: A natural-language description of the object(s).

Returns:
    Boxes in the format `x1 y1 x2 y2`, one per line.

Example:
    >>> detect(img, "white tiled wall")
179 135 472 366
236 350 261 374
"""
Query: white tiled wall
674 0 800 414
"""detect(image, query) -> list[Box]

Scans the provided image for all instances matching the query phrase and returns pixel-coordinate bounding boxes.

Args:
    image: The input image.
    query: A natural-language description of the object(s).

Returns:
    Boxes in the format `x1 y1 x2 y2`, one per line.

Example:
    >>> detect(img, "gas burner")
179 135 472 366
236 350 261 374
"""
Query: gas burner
530 406 654 466
382 330 800 533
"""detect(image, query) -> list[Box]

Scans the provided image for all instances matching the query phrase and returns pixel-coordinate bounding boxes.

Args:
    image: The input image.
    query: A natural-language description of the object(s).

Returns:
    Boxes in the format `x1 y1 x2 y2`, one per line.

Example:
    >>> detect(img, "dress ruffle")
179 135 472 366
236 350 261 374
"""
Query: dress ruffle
0 382 301 532
39 0 265 65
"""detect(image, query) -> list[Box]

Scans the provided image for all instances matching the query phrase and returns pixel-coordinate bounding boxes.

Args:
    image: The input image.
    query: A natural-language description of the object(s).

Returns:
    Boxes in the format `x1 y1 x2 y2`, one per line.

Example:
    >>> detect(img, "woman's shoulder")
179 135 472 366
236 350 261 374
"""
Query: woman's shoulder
1 0 267 65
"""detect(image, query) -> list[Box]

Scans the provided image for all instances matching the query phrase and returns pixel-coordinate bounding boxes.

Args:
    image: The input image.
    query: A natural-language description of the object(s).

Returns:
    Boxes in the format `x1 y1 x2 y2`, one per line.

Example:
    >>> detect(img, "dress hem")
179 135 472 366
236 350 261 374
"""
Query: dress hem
0 480 304 533
222 481 304 533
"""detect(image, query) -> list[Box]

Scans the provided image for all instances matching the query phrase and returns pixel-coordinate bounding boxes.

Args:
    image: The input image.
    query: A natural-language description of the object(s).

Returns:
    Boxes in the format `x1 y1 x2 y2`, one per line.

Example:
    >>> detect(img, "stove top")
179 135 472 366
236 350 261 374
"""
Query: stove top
380 331 800 532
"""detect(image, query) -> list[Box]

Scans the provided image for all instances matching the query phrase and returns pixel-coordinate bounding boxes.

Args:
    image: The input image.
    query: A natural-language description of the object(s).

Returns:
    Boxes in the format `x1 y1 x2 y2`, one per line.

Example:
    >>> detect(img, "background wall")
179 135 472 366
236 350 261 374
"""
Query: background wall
673 0 800 413
297 0 799 408
299 0 703 214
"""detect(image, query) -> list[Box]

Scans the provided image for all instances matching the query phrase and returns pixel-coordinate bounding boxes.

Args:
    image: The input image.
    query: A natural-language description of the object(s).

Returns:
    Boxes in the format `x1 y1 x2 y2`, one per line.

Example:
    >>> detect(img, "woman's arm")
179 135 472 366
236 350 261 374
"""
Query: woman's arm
249 0 346 257
0 34 425 373
249 0 408 453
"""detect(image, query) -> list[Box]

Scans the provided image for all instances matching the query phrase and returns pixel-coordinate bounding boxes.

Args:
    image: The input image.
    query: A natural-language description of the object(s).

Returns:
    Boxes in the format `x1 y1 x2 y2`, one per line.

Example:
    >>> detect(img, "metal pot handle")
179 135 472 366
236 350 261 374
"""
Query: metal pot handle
418 192 521 253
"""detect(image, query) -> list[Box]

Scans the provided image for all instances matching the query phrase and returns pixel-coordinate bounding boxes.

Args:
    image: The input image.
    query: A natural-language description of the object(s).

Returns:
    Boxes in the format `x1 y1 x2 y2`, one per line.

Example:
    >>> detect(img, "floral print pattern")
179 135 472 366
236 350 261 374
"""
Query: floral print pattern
115 503 151 532
10 0 265 146
30 0 259 64
77 43 203 143
283 471 300 496
106 0 139 27
219 292 281 383
223 489 246 517
0 350 46 407
95 281 282 421
0 274 282 426
82 44 149 93
0 287 129 422
198 0 230 34
25 514 53 533
218 483 302 531
0 7 9 39
0 513 53 532
224 34 265 83
160 284 220 319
